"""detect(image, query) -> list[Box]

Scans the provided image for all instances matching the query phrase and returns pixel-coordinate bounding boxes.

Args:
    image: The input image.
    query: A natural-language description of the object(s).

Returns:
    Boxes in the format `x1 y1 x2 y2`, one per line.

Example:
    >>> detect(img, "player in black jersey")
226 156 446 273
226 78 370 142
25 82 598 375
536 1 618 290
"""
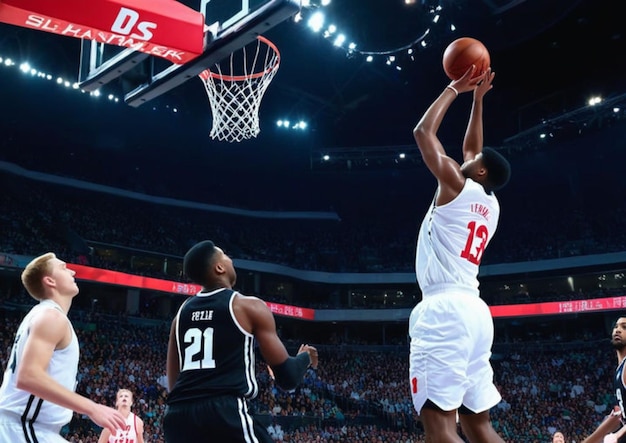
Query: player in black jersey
163 240 318 443
562 316 626 443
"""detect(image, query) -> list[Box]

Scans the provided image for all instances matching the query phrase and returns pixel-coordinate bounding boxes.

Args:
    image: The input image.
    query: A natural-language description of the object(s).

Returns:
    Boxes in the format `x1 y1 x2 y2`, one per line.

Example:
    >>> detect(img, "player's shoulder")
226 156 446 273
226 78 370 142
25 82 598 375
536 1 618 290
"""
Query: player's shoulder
31 303 66 322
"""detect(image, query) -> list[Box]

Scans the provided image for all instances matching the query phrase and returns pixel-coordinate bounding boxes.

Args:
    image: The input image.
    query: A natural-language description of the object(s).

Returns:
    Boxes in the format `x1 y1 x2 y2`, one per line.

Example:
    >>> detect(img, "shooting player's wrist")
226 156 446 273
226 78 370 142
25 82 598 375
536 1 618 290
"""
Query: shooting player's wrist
446 85 459 97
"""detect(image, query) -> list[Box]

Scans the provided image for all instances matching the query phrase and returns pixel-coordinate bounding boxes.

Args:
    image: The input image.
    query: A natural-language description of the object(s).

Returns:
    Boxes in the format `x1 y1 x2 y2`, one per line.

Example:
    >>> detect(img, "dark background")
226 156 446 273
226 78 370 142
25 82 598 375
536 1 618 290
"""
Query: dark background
0 0 624 217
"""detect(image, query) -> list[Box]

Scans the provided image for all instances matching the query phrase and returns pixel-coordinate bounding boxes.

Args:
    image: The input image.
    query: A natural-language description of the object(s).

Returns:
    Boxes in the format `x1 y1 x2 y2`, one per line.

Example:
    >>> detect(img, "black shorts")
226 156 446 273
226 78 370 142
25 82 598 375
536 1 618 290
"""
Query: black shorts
163 395 273 443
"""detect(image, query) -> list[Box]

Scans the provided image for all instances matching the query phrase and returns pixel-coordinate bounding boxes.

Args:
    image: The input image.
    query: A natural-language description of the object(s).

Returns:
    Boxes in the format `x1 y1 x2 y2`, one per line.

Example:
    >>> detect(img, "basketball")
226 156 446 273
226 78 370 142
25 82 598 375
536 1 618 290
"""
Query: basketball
442 37 490 81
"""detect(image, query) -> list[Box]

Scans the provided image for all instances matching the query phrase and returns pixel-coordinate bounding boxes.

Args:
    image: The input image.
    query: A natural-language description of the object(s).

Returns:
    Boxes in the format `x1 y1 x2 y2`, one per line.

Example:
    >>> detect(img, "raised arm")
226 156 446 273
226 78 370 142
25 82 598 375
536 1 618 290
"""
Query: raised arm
462 69 495 162
412 65 481 204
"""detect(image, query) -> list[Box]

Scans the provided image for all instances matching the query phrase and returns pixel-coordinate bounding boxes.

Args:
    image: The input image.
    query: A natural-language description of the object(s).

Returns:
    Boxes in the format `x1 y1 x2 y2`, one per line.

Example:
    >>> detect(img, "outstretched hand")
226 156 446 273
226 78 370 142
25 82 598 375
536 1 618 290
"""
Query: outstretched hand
448 65 494 96
89 403 127 435
298 344 318 369
474 68 495 100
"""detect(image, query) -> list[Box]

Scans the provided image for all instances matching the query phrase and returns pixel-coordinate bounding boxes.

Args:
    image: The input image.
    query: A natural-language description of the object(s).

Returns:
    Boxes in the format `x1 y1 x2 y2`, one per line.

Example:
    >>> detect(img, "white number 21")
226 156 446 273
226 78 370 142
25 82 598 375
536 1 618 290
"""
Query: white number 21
182 327 216 370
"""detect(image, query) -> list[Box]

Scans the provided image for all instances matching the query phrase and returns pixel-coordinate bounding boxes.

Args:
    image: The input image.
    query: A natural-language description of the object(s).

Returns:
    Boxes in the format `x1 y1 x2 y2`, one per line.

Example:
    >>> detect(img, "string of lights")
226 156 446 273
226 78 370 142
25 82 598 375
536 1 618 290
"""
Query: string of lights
293 0 455 70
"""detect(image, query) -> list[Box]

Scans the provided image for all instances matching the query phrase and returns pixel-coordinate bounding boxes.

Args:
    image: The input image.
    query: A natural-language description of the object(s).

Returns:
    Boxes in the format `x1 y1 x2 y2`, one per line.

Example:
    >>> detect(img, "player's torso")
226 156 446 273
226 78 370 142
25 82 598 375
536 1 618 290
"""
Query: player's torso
109 412 138 443
168 288 258 403
416 179 500 296
0 301 79 427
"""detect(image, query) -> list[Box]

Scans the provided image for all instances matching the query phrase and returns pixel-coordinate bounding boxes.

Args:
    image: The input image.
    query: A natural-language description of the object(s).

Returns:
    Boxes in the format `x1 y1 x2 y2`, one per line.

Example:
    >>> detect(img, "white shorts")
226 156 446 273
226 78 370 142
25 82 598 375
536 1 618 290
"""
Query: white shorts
0 412 67 443
408 292 501 414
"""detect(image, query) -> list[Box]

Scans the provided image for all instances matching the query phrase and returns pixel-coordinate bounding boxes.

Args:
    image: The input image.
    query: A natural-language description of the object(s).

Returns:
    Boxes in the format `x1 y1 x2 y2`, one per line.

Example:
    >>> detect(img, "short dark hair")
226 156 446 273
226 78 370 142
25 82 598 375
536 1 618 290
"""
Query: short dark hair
481 147 511 192
183 240 217 286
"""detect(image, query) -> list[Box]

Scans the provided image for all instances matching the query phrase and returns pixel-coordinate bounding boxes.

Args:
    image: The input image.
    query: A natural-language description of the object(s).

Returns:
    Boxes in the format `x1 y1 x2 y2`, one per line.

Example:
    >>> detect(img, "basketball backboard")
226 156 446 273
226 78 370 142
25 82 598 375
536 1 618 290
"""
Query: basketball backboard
78 0 300 107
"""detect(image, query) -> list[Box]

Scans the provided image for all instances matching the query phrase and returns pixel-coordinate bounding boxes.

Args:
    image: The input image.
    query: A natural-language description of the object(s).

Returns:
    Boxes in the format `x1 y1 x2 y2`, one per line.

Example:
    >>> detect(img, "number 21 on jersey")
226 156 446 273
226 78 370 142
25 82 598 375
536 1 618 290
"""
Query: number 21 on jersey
460 221 489 265
182 327 216 371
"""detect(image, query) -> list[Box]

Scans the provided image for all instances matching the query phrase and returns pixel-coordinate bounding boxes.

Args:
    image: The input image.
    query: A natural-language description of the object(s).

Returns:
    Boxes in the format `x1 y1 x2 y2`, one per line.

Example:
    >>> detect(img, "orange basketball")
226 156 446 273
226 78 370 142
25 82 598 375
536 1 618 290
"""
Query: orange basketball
442 37 490 81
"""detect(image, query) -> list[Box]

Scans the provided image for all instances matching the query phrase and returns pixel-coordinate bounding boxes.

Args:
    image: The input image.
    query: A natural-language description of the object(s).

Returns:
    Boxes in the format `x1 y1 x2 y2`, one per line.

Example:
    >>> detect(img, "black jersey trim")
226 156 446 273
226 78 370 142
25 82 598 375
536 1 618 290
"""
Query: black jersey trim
20 394 43 443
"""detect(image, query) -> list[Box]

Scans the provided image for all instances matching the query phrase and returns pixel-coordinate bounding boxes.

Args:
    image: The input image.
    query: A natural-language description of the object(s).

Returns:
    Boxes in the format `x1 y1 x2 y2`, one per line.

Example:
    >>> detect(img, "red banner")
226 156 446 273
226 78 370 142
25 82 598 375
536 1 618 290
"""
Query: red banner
70 263 623 321
71 264 315 319
490 296 626 318
0 0 204 64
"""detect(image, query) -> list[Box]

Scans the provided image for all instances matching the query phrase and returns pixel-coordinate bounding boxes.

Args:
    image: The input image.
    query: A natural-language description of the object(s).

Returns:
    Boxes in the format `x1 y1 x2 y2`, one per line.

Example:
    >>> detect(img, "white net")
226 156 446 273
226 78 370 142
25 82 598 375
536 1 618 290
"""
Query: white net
199 36 280 143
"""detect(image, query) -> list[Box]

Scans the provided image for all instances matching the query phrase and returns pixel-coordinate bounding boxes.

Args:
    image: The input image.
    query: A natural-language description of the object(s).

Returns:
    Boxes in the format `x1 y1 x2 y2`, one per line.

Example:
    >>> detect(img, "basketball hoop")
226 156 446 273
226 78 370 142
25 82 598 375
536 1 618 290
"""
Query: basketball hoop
199 36 280 142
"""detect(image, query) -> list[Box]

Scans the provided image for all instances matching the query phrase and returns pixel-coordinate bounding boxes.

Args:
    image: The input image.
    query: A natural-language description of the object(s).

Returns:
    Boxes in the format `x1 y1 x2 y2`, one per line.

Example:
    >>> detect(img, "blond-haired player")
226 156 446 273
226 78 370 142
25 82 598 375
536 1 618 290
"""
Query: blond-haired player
0 253 126 442
98 388 145 443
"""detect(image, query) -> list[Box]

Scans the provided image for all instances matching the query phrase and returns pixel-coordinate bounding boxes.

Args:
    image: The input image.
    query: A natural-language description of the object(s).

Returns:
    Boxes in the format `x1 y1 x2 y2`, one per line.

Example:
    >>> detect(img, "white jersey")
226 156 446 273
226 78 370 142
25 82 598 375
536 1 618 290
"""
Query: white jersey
108 412 140 443
415 179 499 297
0 299 79 429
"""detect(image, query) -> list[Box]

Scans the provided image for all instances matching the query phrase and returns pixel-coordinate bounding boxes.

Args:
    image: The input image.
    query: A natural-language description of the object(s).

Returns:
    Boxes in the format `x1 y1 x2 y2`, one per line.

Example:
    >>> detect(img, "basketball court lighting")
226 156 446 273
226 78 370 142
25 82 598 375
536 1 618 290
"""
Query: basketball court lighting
321 0 331 5
613 107 621 113
333 34 346 47
348 42 357 50
399 153 406 159
328 24 337 33
308 11 324 32
301 0 311 6
19 62 30 73
323 155 330 161
366 55 373 62
56 77 63 84
588 96 602 106
277 120 284 127
4 58 13 66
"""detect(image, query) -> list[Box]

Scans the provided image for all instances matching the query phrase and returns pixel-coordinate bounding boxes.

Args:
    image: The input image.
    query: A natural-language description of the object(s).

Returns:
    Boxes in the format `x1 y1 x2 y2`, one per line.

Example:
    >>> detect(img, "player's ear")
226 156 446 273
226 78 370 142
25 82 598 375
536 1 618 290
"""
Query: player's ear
215 262 225 275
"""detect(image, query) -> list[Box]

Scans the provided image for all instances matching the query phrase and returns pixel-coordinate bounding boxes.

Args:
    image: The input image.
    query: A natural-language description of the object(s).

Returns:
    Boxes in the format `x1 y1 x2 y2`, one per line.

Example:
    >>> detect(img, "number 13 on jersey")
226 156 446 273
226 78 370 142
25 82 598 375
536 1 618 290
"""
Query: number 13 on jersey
460 221 489 265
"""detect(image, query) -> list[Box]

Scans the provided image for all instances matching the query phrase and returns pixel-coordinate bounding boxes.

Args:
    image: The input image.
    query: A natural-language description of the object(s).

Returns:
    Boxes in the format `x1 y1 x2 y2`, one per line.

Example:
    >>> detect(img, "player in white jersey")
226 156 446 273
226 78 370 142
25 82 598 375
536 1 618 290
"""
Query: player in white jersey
409 66 511 443
0 252 126 442
98 388 145 443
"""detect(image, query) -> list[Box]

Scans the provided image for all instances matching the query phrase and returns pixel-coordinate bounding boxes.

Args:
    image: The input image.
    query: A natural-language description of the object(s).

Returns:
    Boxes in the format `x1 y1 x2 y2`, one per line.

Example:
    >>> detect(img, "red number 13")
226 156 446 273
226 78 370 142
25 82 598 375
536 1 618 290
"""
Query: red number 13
460 221 489 265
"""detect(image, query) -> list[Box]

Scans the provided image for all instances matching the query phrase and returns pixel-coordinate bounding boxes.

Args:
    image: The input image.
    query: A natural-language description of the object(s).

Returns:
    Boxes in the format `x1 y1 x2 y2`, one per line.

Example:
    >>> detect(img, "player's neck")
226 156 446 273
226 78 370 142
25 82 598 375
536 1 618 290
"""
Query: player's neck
42 294 72 314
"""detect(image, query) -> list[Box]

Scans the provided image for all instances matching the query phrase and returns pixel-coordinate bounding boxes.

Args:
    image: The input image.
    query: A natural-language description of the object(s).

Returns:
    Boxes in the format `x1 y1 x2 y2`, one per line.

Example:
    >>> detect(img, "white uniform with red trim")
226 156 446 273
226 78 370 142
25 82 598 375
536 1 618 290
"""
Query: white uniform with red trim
108 412 140 443
409 179 502 414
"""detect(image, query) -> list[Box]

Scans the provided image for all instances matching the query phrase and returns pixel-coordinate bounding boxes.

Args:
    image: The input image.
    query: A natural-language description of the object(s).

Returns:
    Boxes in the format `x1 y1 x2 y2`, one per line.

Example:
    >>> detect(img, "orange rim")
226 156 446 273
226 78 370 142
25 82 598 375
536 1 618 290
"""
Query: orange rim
199 35 280 82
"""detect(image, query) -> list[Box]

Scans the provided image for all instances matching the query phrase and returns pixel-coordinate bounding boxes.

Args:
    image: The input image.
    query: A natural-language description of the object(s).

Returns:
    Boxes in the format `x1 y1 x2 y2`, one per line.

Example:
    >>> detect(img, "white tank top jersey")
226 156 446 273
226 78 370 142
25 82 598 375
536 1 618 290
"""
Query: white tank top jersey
415 178 500 298
0 299 79 428
108 412 139 443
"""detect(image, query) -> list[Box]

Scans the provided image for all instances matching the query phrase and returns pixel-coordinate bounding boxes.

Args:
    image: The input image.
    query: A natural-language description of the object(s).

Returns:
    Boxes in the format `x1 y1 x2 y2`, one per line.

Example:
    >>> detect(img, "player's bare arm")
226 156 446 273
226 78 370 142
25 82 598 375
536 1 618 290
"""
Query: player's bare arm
462 69 494 162
166 317 180 392
235 295 316 389
235 295 290 366
16 308 126 434
97 428 112 443
413 68 480 204
137 416 145 443
581 409 622 443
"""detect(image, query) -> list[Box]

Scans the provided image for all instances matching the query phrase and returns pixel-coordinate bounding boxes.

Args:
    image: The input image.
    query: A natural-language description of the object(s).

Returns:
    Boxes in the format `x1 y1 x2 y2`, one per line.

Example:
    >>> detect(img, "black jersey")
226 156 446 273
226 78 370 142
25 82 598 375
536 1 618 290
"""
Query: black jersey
167 288 259 404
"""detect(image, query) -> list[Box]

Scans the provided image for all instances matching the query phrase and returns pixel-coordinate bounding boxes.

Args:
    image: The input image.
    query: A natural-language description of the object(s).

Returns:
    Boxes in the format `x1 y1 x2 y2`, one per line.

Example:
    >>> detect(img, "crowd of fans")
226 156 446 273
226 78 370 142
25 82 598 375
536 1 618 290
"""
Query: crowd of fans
0 302 621 443
2 162 626 278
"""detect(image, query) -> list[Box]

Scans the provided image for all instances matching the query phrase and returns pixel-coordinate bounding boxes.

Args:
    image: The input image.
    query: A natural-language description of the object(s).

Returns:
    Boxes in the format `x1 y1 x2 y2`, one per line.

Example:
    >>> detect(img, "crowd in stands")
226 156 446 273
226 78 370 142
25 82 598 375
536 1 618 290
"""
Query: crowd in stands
2 163 626 279
0 301 621 443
